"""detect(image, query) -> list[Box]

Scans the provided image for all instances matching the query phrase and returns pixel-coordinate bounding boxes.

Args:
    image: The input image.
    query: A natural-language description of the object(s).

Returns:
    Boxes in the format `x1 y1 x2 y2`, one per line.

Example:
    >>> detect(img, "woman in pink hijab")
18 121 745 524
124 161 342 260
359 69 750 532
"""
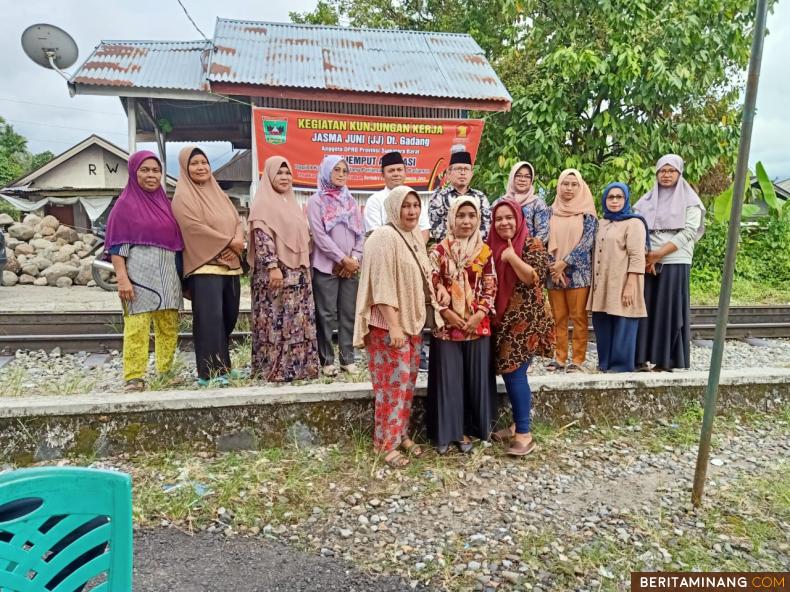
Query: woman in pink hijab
633 154 705 371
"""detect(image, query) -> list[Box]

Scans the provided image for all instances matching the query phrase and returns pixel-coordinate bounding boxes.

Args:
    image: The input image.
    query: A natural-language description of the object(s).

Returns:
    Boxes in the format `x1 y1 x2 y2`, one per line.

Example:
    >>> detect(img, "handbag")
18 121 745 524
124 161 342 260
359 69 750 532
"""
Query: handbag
388 223 437 330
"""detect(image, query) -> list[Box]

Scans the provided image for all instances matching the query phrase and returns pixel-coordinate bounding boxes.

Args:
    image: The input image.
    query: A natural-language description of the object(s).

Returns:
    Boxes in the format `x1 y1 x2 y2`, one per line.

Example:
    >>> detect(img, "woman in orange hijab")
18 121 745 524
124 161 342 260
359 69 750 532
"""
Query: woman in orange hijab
248 156 319 382
172 146 244 387
545 169 598 373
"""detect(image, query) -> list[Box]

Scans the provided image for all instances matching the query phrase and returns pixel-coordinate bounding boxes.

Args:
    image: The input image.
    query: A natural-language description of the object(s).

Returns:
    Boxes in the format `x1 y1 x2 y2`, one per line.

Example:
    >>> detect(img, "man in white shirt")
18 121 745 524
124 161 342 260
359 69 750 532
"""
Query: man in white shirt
364 151 430 242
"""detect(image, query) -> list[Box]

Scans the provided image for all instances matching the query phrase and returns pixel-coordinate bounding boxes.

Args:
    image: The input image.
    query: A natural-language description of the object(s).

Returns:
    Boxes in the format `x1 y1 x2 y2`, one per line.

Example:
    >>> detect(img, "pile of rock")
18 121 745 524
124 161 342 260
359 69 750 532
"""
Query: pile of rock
1 213 101 288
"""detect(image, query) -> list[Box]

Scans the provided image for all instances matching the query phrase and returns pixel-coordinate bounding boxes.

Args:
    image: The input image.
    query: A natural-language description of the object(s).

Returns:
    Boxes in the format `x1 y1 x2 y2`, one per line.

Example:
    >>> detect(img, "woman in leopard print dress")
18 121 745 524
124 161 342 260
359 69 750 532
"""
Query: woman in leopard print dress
487 199 555 456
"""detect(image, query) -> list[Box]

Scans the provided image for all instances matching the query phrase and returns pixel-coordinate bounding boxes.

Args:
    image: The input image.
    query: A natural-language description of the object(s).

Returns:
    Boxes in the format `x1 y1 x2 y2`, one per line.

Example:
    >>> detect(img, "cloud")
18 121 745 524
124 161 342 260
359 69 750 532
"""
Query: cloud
2 1 788 180
1 0 317 173
749 0 790 180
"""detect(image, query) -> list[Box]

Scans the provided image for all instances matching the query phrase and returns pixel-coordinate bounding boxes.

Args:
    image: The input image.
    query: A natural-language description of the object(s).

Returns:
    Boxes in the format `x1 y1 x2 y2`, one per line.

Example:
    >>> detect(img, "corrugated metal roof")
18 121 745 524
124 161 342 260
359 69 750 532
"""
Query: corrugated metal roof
71 40 211 91
208 19 511 103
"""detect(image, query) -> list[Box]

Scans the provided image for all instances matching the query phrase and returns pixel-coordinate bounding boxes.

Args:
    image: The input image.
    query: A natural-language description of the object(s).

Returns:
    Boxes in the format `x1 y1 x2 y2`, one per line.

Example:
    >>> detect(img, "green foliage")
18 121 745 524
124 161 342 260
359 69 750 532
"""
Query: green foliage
0 116 55 187
755 161 782 214
691 207 790 304
289 1 341 25
712 161 784 223
0 116 28 186
291 0 776 201
0 201 20 222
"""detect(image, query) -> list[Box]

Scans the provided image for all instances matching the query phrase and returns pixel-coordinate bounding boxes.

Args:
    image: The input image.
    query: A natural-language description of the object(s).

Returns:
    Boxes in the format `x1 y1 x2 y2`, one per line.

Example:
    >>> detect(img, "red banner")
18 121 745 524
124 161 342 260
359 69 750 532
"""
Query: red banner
252 108 484 191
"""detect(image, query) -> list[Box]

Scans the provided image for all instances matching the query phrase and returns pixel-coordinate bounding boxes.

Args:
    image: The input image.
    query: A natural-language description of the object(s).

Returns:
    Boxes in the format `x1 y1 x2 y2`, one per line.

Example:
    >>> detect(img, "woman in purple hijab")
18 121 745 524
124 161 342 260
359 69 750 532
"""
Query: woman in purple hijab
105 150 184 392
633 154 705 372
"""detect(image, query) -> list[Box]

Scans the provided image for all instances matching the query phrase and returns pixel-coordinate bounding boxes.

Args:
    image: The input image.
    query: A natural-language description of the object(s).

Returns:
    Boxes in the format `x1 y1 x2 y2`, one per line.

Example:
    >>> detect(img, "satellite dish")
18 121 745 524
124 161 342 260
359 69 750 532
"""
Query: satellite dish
21 23 78 76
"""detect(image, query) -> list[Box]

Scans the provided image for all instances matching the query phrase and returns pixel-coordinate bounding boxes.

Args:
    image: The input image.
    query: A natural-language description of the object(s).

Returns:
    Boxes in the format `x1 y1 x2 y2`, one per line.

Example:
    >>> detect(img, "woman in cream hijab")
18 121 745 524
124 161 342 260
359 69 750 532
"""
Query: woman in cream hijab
546 169 598 373
354 186 445 468
172 145 244 387
248 156 319 382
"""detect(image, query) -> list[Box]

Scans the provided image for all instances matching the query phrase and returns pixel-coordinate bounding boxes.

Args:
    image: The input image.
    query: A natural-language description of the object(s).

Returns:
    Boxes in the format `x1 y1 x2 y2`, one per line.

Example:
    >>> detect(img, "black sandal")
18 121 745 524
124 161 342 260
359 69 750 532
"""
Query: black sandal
546 360 565 372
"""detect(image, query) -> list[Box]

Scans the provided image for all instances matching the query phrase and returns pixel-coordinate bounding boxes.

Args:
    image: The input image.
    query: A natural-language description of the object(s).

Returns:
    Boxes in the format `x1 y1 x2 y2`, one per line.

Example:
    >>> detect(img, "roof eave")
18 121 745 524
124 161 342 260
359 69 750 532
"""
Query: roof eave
69 83 222 102
210 82 511 113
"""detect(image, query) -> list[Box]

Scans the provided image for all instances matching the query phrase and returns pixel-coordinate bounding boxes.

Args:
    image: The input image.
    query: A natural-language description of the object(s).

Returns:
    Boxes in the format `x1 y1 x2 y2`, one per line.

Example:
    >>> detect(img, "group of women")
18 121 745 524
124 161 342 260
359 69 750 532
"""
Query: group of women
105 147 705 467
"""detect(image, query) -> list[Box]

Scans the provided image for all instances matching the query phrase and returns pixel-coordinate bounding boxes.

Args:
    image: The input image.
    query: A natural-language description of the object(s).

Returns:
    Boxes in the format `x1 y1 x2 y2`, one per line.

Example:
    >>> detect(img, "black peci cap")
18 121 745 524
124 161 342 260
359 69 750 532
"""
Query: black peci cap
381 151 405 168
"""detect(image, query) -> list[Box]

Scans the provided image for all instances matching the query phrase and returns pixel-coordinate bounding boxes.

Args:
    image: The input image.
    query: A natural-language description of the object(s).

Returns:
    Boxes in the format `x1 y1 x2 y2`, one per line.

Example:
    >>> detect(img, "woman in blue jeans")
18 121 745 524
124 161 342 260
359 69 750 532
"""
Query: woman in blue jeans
487 199 556 456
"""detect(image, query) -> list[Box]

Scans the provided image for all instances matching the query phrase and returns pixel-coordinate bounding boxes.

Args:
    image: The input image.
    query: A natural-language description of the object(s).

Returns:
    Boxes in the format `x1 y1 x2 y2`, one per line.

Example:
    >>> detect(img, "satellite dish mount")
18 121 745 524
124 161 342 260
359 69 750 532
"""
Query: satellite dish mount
21 23 79 82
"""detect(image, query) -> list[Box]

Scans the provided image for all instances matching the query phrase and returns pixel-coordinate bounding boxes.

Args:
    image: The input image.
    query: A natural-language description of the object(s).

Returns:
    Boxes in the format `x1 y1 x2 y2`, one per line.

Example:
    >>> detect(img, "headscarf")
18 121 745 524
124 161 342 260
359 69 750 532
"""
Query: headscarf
504 161 536 206
248 156 310 270
487 198 530 325
354 186 441 347
172 145 243 276
104 150 183 253
442 196 485 317
314 155 363 238
634 154 706 240
384 186 431 268
601 182 651 250
547 168 597 262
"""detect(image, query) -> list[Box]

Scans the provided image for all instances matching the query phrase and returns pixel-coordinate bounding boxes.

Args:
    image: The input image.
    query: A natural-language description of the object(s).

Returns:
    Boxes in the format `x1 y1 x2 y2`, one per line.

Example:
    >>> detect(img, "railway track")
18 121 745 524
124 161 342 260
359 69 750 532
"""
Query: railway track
1 306 789 353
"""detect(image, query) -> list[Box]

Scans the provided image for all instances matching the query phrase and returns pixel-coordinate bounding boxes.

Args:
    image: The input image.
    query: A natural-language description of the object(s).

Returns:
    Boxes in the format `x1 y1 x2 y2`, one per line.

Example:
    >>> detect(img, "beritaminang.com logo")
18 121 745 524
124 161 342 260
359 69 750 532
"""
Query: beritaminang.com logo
631 572 787 592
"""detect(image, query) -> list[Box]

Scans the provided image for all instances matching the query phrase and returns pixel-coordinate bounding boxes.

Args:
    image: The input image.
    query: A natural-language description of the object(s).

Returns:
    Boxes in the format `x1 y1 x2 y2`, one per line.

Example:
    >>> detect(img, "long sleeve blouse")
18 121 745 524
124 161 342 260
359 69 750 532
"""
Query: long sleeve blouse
429 242 496 341
306 195 364 275
546 213 598 289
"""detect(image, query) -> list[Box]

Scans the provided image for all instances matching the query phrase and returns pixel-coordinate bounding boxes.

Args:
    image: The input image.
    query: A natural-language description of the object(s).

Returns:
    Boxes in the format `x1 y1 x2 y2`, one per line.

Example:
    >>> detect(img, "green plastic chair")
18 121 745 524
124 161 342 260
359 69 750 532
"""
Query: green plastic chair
0 467 133 592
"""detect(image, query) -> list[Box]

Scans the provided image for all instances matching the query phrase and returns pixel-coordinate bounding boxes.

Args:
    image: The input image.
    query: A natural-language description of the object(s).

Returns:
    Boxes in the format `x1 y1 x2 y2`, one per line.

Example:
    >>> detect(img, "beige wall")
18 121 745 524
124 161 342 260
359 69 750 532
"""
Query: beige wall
31 145 129 190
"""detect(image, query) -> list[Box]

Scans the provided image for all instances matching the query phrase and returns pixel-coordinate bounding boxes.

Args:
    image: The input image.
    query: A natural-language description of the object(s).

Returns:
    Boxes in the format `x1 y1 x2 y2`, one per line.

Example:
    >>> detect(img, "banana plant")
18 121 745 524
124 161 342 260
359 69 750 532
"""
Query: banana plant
712 161 782 223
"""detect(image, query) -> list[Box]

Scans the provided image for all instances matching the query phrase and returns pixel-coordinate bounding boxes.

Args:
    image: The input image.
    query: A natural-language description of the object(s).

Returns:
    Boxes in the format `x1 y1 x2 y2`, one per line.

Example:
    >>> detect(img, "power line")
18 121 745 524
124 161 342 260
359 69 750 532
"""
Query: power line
0 96 121 117
5 118 127 138
176 0 211 42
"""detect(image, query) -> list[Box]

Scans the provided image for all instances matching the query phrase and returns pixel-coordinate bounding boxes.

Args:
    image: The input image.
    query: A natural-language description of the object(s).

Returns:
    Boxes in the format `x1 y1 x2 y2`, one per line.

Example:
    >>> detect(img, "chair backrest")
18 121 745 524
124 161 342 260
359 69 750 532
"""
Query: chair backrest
0 467 132 592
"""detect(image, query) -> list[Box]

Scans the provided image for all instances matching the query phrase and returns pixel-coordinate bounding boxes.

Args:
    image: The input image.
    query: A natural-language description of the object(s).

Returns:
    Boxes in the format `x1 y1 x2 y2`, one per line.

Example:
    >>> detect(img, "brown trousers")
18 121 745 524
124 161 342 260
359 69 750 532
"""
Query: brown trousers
548 287 590 366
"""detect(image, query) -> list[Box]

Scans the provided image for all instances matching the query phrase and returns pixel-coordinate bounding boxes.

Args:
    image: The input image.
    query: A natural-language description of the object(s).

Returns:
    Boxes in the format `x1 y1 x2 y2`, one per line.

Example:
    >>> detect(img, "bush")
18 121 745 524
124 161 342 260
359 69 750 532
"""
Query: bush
691 208 790 304
0 200 20 222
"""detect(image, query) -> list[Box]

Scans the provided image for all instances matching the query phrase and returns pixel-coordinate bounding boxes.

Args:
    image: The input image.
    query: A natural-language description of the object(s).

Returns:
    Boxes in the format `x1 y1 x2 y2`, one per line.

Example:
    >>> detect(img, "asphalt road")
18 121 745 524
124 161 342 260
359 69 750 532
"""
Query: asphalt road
134 528 424 592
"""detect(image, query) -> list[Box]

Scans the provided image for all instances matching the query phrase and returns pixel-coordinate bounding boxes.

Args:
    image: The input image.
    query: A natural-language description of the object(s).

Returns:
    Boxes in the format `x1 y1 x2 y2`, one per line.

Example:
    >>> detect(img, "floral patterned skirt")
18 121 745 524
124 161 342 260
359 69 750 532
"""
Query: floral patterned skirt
251 265 320 382
365 327 422 452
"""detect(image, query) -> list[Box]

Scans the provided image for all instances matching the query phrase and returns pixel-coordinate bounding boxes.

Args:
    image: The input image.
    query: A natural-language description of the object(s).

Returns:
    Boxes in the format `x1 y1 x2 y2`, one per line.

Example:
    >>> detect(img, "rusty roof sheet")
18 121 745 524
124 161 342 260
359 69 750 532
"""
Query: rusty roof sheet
71 40 211 91
208 19 511 103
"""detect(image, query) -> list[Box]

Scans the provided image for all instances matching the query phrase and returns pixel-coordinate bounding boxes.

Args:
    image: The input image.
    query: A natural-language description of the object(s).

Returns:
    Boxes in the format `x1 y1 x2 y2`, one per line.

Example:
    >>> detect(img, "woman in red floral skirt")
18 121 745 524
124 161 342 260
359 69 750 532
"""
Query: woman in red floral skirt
354 186 445 468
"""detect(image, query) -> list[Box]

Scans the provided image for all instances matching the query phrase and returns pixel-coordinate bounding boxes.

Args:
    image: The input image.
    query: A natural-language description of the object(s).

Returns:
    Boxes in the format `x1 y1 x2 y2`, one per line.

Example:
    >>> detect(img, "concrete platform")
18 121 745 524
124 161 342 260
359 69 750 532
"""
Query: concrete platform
0 285 252 312
2 368 788 464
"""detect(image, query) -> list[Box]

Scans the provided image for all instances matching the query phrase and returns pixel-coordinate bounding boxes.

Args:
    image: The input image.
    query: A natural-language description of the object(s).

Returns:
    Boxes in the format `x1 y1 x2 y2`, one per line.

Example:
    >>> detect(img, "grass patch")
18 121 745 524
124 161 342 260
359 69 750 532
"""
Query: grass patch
691 277 790 305
0 366 27 397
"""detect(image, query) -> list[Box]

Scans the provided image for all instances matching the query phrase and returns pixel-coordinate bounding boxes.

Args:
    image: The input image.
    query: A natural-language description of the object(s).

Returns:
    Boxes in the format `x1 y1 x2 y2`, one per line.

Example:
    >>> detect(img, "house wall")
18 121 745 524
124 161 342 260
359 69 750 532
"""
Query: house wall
31 145 129 190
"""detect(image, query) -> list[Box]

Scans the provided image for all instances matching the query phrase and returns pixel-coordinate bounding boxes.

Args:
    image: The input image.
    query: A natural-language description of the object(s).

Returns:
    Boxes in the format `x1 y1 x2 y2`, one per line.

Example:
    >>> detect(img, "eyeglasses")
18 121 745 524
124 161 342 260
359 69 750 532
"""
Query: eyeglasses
139 168 161 174
514 174 532 180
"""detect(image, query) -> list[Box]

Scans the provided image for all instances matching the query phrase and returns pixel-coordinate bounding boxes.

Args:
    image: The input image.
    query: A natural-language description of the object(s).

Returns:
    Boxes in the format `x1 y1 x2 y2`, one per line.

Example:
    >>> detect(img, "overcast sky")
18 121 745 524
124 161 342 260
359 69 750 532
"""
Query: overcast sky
1 0 788 180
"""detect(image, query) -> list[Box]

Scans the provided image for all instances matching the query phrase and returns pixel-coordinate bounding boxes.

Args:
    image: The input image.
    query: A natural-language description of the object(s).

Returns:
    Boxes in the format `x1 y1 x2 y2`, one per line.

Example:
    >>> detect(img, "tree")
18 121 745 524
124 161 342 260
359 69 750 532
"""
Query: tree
0 117 54 187
289 1 341 25
0 117 29 186
291 0 776 200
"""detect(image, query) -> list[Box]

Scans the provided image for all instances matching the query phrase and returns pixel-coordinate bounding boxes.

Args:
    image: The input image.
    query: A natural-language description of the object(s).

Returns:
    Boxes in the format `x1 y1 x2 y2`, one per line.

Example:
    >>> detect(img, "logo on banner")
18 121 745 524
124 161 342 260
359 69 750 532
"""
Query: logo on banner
263 119 288 144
